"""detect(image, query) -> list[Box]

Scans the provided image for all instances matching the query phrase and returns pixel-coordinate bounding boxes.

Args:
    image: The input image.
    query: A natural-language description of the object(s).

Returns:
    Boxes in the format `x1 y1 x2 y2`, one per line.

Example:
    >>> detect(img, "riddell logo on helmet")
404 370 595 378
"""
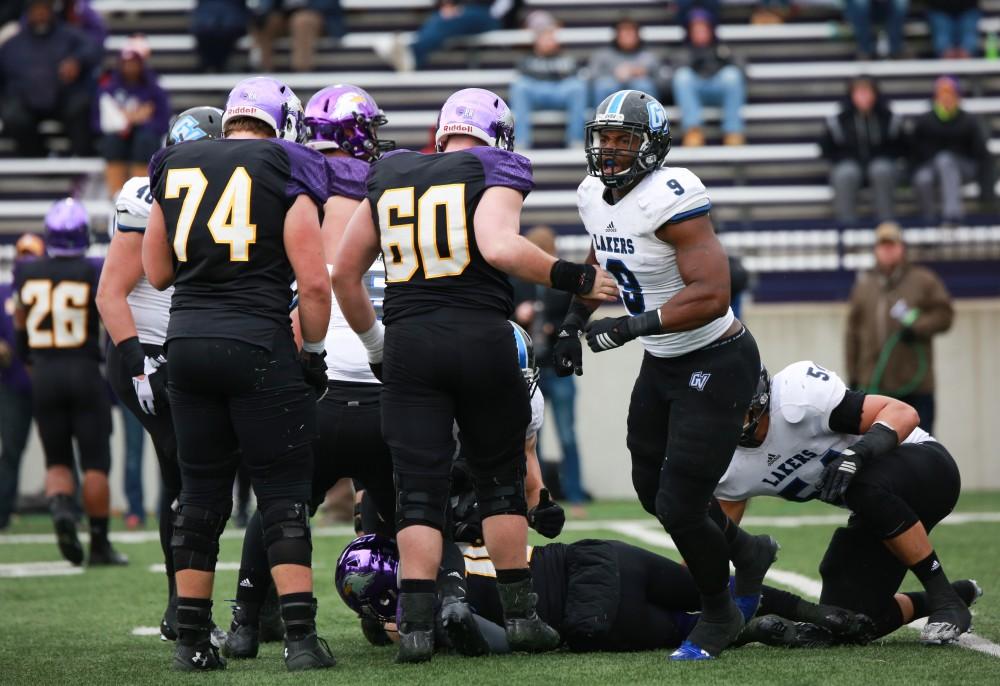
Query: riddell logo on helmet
226 106 260 117
442 123 474 134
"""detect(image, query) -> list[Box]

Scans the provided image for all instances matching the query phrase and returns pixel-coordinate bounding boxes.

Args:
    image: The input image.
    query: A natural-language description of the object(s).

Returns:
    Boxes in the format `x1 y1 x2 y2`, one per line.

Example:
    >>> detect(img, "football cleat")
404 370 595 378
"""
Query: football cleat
173 642 226 672
669 640 713 661
497 579 560 653
440 597 490 657
53 513 84 566
921 601 972 646
283 633 336 671
733 593 761 623
222 605 259 659
160 596 178 641
680 601 744 658
736 614 835 649
259 584 284 643
87 542 129 567
395 628 435 664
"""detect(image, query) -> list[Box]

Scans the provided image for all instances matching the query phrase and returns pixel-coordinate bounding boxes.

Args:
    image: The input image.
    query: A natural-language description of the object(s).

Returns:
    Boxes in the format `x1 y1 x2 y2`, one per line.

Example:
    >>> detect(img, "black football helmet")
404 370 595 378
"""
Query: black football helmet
585 89 672 189
167 106 224 145
738 365 771 448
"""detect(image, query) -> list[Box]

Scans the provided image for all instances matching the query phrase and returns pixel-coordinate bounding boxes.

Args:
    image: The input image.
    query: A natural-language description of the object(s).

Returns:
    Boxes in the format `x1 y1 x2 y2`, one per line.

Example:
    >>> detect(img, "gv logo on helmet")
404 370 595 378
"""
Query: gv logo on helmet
170 115 207 142
646 101 666 131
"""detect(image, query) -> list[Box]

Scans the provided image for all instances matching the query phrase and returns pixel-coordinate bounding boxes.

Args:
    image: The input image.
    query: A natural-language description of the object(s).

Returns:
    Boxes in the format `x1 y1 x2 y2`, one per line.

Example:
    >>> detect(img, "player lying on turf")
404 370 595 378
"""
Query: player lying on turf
716 360 981 645
335 532 952 654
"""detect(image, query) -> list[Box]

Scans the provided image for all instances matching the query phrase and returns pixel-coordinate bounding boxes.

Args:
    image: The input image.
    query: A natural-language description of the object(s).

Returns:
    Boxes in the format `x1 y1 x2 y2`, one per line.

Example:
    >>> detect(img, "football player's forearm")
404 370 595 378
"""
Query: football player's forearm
296 283 332 345
333 280 376 335
657 282 730 332
96 291 139 346
482 234 556 285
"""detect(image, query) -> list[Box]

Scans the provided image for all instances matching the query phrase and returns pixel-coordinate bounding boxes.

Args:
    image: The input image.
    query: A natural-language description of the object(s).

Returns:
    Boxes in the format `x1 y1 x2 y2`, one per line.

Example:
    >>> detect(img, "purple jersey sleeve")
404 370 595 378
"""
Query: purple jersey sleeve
274 139 330 208
325 156 369 201
465 147 535 196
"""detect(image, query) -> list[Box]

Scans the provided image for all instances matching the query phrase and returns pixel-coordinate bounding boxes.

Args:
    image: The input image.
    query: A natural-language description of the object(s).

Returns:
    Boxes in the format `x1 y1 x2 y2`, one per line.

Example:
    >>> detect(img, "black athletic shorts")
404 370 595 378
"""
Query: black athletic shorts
106 340 181 496
312 380 394 523
819 441 960 620
381 309 529 489
626 326 761 512
166 328 316 509
31 357 112 473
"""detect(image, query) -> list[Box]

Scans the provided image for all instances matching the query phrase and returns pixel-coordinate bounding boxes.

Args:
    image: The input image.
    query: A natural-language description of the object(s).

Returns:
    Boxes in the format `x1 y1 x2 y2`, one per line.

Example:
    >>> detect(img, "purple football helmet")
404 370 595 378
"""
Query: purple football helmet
435 88 515 152
335 534 399 623
222 76 307 143
304 84 391 160
44 198 90 257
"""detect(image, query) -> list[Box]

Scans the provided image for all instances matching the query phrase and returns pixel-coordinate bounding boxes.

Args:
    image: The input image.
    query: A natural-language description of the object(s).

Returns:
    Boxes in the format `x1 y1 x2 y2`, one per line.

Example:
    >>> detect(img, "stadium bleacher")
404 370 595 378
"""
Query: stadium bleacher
1 0 998 297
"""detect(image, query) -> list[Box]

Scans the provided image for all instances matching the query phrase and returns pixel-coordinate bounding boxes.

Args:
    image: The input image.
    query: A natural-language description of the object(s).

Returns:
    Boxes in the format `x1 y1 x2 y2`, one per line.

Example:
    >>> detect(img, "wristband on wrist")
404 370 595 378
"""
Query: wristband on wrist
302 339 325 354
550 259 595 296
848 420 899 461
358 320 385 363
117 336 146 377
628 310 663 338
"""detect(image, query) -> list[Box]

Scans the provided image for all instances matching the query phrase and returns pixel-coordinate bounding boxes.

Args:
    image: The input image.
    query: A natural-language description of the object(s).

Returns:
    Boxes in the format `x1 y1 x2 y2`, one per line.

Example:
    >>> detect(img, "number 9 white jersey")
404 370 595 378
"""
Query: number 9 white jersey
577 166 734 358
114 176 173 346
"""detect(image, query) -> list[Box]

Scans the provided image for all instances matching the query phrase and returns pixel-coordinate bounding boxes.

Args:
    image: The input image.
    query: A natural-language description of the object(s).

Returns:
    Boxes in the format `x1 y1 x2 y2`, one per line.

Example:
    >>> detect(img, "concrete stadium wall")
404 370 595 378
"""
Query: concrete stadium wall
12 298 1000 514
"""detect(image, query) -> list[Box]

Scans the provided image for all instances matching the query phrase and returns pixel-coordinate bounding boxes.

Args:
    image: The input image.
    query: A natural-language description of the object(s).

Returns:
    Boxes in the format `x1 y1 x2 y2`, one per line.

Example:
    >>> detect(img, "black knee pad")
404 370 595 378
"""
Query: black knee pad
171 504 229 572
468 457 527 520
844 480 919 540
261 500 312 567
395 472 451 532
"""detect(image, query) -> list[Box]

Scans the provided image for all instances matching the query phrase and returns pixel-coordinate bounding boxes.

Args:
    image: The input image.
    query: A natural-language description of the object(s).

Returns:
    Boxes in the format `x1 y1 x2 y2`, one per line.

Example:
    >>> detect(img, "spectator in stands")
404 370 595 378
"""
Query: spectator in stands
509 14 586 150
192 0 249 72
0 0 100 157
671 8 747 147
820 77 902 226
926 0 980 59
512 226 590 508
59 0 107 49
0 233 44 531
909 76 991 226
589 18 661 105
751 1 795 25
846 221 953 433
375 0 521 72
843 0 909 60
251 0 345 72
674 0 720 26
93 35 170 196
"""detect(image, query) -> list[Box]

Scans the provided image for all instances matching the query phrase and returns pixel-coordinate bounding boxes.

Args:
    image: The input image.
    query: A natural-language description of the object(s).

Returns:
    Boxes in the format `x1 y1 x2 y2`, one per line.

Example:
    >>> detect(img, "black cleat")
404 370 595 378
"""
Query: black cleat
161 596 178 641
440 597 490 657
259 584 284 643
497 578 561 653
736 614 835 648
395 628 434 664
283 633 336 671
173 642 226 671
921 593 972 645
53 513 84 566
88 543 129 567
797 601 877 644
222 605 259 659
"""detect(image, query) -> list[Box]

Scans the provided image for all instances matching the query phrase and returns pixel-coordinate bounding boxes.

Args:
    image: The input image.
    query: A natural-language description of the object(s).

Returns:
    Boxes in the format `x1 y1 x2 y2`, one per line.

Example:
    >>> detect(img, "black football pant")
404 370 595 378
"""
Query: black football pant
107 341 182 580
382 310 530 532
31 357 112 474
819 440 961 637
626 326 760 600
167 331 315 529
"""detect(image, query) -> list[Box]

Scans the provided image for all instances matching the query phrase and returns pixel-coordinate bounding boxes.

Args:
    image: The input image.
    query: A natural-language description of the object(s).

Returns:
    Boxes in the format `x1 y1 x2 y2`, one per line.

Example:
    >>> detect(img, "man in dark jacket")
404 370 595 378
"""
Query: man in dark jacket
820 77 903 226
0 0 99 157
909 76 992 225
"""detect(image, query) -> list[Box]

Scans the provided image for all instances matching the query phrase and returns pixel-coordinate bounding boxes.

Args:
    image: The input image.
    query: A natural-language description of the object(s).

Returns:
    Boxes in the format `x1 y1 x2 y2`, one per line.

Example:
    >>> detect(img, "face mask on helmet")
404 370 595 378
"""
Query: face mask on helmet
305 84 393 160
738 366 771 448
585 90 671 189
335 534 399 623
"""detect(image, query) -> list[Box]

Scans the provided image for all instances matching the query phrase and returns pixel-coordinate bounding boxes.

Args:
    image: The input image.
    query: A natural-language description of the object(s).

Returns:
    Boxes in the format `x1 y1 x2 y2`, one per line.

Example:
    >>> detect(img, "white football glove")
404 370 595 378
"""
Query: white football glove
133 355 166 415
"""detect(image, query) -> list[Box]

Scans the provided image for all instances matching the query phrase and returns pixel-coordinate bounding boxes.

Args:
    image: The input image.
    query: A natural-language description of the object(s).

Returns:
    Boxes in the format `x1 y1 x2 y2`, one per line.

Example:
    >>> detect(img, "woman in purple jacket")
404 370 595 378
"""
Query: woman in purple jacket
93 35 170 196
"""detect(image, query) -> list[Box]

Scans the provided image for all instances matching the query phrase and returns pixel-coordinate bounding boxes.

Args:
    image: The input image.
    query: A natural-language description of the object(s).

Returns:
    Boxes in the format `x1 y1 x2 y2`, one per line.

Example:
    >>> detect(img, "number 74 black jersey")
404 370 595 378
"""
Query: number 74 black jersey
149 138 329 347
365 147 534 325
577 166 733 358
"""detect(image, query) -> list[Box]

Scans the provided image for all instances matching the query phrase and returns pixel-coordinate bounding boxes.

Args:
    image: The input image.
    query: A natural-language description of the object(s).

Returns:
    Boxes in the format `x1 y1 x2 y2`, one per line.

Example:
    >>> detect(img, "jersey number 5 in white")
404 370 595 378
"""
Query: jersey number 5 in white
21 279 90 348
165 167 257 262
377 183 470 282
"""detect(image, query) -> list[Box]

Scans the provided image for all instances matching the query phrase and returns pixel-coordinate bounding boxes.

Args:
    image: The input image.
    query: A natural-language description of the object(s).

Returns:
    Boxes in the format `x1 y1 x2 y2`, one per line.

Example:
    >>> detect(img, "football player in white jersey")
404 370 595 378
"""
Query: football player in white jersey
96 106 224 641
716 360 976 645
554 90 772 660
221 85 400 660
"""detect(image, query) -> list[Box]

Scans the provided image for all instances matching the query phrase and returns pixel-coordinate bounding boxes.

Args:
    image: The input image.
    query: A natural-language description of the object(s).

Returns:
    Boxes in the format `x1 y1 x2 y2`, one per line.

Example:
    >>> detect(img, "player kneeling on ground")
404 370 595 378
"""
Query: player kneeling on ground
716 361 980 645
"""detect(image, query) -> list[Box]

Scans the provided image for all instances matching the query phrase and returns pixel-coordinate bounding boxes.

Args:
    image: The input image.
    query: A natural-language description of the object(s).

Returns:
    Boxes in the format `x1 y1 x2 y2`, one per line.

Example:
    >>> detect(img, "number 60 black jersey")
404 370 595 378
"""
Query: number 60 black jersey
365 147 534 324
149 138 329 348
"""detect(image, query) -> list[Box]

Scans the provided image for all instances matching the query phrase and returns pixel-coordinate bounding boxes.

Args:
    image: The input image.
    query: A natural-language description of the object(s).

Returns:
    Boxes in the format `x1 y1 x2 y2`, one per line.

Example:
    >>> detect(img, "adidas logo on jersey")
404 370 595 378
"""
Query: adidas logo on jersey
606 220 616 233
767 453 781 466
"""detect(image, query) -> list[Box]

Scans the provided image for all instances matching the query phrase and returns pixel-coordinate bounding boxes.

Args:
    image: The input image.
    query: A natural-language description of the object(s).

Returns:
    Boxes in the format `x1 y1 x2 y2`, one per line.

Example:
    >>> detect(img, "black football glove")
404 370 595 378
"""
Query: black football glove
585 310 661 353
299 350 329 401
817 448 864 504
552 324 583 377
527 489 566 539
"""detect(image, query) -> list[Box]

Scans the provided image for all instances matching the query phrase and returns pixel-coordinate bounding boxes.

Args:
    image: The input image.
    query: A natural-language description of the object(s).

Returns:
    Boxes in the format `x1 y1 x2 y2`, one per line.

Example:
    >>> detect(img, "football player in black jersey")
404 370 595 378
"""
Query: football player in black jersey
142 77 334 672
332 87 617 663
97 107 225 642
13 199 127 567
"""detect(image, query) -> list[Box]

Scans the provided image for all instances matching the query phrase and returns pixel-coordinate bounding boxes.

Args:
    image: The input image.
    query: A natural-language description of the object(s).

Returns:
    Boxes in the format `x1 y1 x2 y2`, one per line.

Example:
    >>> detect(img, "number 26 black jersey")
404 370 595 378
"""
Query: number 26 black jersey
149 138 329 348
366 147 534 324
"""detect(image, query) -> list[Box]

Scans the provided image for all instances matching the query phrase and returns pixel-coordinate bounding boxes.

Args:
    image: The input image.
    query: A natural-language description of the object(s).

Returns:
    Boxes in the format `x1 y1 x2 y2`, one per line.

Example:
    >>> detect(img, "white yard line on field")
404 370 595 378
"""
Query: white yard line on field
0 560 84 578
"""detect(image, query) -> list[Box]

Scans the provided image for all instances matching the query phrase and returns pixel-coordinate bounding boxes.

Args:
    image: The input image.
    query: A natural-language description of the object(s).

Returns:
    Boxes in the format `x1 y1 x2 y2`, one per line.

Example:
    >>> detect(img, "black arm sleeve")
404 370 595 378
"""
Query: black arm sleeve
829 389 866 435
